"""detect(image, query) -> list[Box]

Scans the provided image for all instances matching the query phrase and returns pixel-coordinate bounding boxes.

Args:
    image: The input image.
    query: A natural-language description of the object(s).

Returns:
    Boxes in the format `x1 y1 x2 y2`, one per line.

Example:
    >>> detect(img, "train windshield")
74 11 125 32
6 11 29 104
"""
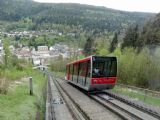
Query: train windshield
92 57 117 78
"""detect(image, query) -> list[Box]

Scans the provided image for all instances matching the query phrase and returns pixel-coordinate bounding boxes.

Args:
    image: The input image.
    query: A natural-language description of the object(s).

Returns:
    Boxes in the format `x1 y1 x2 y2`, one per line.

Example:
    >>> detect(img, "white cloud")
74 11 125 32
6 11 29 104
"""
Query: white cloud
34 0 160 13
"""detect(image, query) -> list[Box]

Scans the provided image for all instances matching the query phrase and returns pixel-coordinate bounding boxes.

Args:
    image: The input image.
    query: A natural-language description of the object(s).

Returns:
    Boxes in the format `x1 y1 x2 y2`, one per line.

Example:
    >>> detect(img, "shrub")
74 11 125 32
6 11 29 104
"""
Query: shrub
113 47 160 89
0 78 9 94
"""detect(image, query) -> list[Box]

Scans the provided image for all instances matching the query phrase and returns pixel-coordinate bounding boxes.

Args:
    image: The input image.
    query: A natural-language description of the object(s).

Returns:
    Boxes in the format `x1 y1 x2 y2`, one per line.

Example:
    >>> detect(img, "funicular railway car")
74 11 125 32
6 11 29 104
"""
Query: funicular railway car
65 56 117 91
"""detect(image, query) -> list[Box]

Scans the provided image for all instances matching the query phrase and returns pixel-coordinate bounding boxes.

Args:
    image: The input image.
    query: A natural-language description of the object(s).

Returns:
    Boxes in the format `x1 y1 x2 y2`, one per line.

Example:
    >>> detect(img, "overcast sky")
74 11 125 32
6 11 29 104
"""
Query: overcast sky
34 0 160 13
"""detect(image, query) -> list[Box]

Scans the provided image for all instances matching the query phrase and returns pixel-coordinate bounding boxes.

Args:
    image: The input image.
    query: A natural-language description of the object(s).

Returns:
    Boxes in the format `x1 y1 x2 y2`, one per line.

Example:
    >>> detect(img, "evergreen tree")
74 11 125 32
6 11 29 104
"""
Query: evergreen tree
109 32 118 53
140 13 160 46
29 36 36 49
121 25 139 49
83 37 95 56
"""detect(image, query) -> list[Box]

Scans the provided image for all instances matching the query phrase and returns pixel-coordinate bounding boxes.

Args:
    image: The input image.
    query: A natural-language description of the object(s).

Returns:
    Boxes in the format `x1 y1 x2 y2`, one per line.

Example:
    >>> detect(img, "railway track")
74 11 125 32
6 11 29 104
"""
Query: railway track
46 74 89 120
104 91 160 119
52 75 90 120
89 93 160 120
46 72 123 120
46 72 160 120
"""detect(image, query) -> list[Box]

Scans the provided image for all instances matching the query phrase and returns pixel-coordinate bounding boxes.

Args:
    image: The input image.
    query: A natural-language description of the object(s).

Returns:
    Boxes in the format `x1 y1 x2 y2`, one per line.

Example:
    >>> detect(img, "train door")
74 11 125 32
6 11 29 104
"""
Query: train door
78 60 91 87
85 60 91 87
78 62 85 85
72 63 79 83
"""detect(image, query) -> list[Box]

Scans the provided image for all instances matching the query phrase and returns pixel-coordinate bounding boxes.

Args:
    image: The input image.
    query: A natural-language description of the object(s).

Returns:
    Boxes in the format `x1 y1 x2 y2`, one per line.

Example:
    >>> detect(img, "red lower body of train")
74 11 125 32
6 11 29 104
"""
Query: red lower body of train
65 56 117 91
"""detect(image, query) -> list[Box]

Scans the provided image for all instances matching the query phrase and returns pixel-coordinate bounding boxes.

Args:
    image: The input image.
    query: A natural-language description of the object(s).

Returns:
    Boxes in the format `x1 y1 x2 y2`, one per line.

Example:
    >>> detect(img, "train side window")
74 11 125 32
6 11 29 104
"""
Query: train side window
79 63 83 76
79 62 87 77
73 64 79 75
78 61 90 78
70 64 73 75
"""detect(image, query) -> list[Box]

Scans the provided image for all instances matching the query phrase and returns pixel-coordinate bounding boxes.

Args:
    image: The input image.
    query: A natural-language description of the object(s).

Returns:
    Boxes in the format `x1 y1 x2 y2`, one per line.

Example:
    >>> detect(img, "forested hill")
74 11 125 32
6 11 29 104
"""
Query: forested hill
140 13 160 45
0 0 155 32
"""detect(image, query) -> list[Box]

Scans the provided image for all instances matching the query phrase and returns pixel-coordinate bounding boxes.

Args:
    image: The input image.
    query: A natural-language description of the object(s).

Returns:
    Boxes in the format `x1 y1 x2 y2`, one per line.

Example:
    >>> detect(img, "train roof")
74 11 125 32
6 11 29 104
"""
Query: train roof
67 56 91 65
67 55 116 65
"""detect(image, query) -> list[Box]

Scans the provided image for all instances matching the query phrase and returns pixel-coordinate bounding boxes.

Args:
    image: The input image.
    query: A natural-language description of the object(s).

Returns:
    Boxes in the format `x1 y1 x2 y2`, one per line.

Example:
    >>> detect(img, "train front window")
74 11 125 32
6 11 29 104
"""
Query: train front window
92 57 117 78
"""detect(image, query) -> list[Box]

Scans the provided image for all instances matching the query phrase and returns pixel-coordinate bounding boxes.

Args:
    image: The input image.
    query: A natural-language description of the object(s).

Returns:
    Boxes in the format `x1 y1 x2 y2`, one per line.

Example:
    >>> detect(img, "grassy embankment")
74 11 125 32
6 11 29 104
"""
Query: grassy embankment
112 86 160 107
0 66 47 120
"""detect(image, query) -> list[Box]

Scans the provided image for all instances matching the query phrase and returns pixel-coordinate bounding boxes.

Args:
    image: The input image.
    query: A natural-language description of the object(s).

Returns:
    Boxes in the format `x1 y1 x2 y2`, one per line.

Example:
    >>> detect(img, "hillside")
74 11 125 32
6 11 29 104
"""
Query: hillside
141 13 160 45
0 0 155 32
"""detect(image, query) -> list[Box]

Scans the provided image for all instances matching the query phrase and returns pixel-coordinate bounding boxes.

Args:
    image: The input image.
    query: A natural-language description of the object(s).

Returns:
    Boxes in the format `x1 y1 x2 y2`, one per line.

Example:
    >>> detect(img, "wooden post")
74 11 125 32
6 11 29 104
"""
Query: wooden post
29 77 33 95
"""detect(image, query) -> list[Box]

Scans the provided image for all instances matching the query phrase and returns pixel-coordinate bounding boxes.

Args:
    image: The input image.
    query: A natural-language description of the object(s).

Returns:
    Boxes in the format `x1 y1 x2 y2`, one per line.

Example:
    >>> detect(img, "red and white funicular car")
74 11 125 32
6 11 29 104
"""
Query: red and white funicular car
66 56 117 91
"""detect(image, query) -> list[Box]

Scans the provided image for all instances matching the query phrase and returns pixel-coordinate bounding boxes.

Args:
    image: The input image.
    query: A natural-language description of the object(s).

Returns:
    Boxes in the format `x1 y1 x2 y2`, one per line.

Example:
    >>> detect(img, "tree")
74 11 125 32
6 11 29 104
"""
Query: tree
109 32 118 53
121 25 139 50
29 36 36 49
83 37 95 56
99 48 109 56
95 37 109 55
3 39 11 68
139 13 160 50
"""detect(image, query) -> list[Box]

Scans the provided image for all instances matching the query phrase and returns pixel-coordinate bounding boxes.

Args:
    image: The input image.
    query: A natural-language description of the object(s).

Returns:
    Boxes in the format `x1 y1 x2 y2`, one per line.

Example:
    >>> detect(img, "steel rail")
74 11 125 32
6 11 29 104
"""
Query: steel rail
47 72 160 120
104 91 160 119
49 73 90 120
89 94 142 120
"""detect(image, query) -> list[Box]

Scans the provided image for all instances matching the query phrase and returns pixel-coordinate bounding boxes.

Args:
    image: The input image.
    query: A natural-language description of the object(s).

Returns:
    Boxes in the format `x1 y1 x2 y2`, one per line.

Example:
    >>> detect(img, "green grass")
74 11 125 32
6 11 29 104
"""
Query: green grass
0 66 32 81
4 68 28 80
112 85 160 107
0 69 47 120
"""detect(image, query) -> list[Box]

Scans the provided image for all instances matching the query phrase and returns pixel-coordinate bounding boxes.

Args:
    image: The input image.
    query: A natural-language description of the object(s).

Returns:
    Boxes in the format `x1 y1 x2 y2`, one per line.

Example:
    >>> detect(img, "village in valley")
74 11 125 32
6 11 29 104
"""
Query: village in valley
0 30 83 66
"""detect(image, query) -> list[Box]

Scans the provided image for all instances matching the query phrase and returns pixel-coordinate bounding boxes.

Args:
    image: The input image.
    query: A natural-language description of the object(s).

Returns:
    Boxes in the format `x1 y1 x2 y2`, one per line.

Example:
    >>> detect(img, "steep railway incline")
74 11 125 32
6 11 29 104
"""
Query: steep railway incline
104 91 160 118
56 78 123 120
46 73 123 120
45 76 74 120
45 72 160 120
